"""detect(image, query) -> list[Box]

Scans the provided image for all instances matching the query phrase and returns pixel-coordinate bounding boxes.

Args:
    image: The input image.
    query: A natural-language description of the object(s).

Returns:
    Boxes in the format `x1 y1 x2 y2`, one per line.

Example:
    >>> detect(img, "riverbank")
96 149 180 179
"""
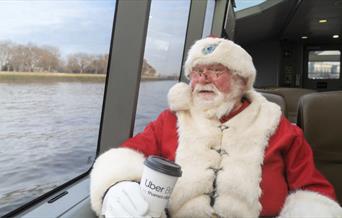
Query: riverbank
0 72 177 83
0 71 106 83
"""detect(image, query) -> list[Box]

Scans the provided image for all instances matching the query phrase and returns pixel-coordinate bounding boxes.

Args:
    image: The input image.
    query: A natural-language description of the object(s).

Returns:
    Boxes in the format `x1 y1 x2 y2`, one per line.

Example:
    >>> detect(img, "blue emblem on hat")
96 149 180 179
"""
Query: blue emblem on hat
202 43 219 55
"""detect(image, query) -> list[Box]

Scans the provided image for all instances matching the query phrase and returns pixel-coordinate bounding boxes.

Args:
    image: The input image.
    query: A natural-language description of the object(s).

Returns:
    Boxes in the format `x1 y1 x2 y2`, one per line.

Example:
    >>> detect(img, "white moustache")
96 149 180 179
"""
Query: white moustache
193 84 218 94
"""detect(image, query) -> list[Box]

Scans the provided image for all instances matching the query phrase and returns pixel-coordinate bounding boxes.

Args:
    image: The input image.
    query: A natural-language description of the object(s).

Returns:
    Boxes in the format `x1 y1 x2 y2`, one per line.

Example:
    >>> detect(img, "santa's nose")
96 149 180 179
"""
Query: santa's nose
198 71 211 84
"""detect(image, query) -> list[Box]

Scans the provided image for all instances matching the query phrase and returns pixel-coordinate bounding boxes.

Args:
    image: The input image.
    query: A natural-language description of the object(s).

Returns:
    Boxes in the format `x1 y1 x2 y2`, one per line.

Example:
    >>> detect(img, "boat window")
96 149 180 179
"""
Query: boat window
0 0 115 216
202 0 216 38
308 50 341 80
235 0 266 11
133 0 190 134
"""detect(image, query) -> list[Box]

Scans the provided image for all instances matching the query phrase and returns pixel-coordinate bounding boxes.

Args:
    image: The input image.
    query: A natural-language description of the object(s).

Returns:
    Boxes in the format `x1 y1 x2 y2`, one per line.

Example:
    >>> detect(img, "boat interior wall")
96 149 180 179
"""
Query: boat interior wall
179 0 208 82
211 0 229 37
236 0 342 45
282 0 342 43
98 0 151 154
235 0 299 45
244 40 281 88
297 91 342 205
60 198 95 218
223 0 235 40
279 40 303 87
258 88 316 123
236 0 342 91
19 178 95 218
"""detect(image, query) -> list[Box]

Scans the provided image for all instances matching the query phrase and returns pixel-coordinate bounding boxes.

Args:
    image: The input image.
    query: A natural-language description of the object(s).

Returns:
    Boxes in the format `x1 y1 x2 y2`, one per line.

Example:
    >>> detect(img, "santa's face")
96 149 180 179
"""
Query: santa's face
190 63 233 100
189 63 246 118
190 64 232 96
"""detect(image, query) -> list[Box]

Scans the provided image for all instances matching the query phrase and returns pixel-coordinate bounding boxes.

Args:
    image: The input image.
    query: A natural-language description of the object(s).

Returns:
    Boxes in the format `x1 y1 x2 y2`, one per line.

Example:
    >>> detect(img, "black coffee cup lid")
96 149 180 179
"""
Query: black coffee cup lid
144 155 182 177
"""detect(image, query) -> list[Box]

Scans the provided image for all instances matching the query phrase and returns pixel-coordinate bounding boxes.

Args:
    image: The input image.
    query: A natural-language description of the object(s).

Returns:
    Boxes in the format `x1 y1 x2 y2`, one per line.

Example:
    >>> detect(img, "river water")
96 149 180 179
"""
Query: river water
0 80 176 216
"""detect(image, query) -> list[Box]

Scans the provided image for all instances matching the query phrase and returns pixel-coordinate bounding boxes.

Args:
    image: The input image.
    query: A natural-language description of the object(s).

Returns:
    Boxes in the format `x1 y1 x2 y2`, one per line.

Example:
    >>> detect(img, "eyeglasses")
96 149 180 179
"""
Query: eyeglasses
191 66 228 80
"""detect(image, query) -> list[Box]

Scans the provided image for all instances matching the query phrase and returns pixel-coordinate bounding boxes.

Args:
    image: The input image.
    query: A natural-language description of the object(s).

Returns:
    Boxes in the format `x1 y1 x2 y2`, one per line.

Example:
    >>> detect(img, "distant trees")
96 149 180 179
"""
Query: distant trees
0 41 158 77
0 41 13 71
37 46 61 72
66 53 108 74
142 59 158 77
0 41 108 74
6 44 61 72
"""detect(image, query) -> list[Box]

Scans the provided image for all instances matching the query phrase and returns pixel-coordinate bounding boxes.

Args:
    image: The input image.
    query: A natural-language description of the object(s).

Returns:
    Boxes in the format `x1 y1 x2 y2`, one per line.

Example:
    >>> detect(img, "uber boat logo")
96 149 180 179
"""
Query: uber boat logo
202 43 220 55
145 179 165 193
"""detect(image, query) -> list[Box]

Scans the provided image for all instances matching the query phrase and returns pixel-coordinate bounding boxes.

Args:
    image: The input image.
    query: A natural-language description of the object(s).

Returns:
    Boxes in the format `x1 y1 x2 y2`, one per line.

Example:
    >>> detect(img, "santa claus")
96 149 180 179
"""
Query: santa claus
90 37 342 218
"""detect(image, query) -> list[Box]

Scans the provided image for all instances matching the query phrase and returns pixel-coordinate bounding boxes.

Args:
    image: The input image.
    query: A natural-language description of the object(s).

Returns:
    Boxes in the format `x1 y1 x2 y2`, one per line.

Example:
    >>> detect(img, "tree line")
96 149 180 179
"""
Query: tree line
0 41 108 74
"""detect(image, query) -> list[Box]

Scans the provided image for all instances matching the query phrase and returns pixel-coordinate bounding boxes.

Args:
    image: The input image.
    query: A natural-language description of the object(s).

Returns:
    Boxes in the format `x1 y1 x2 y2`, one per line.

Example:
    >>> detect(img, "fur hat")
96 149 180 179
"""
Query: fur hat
184 37 256 90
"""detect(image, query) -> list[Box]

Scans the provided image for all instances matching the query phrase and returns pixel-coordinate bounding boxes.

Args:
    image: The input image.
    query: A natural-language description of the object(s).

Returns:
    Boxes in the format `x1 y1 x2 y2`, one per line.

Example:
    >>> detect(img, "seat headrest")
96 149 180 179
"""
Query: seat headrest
297 91 342 161
259 88 316 122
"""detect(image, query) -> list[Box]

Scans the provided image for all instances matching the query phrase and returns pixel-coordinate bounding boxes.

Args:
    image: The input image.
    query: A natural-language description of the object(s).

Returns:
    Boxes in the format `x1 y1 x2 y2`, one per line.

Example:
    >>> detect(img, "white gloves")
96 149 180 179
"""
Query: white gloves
101 181 151 218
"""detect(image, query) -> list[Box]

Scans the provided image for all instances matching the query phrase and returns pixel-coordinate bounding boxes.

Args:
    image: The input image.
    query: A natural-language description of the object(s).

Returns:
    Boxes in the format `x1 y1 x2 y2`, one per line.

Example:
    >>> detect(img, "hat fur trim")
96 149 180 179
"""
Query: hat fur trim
184 38 256 90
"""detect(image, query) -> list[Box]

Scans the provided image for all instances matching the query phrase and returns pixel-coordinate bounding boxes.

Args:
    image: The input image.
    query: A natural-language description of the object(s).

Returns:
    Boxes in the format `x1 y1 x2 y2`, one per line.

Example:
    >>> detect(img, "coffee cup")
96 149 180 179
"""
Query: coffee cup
140 155 182 218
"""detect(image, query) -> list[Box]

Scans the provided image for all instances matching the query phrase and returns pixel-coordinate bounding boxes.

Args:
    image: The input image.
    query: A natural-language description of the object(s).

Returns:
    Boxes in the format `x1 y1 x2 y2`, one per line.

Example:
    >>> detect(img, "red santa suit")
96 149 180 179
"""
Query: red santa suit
90 83 342 218
90 37 342 217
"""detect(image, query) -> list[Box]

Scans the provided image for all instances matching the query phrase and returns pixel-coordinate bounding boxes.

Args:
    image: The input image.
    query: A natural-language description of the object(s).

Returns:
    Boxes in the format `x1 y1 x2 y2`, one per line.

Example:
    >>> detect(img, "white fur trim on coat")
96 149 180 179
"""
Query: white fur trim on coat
90 148 145 216
184 37 256 90
168 82 192 112
278 190 342 218
167 83 282 217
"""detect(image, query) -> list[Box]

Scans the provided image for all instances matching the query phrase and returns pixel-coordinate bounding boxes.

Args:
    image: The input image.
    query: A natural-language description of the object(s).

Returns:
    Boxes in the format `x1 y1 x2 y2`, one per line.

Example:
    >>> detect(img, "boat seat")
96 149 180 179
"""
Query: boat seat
258 88 316 122
297 91 342 205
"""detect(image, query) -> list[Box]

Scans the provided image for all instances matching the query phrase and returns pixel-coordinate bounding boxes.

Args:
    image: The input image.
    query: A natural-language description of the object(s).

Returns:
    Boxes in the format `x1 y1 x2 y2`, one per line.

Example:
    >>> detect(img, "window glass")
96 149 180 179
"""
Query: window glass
0 1 115 215
235 0 266 11
202 0 216 38
308 50 341 80
134 0 190 134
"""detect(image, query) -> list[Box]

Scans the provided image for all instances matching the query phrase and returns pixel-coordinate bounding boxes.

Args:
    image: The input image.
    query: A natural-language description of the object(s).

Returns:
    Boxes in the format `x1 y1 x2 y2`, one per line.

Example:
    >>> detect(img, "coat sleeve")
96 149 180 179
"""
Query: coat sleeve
120 110 172 156
278 125 342 217
90 110 173 215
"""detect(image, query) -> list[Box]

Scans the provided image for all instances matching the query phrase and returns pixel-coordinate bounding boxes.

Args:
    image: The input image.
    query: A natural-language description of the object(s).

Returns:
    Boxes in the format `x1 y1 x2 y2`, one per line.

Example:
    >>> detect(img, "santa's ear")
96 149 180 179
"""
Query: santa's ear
242 77 248 86
231 74 248 89
235 74 247 86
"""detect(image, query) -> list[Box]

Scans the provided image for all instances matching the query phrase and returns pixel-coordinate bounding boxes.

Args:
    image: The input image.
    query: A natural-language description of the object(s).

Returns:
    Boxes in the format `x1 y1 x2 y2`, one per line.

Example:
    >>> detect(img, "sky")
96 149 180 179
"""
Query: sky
0 0 115 56
0 0 265 76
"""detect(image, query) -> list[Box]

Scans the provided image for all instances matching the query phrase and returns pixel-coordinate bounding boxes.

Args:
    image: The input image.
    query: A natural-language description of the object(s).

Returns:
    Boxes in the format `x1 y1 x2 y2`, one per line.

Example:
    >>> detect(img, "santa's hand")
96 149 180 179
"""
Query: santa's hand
101 181 150 218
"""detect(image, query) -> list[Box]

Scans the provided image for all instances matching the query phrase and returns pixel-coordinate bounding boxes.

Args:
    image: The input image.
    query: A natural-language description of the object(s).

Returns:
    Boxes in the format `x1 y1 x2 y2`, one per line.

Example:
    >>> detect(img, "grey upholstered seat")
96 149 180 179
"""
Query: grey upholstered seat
258 88 316 122
297 91 342 205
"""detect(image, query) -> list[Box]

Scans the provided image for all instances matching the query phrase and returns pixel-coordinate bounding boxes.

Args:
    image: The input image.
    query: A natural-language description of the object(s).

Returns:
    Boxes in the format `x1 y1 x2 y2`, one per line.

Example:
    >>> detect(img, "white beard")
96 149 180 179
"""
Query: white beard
192 81 244 120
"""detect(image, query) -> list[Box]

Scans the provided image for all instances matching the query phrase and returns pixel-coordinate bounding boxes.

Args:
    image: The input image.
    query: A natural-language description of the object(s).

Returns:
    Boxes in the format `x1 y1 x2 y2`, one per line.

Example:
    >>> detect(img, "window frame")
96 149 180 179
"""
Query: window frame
307 50 341 80
4 0 152 216
7 0 228 216
303 45 342 90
